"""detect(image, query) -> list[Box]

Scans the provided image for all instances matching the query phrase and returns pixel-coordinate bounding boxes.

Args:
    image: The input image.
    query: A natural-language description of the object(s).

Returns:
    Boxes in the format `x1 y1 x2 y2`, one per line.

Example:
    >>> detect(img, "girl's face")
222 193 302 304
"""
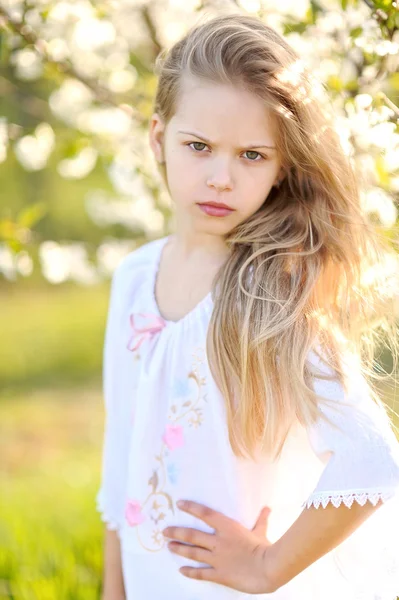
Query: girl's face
150 76 284 235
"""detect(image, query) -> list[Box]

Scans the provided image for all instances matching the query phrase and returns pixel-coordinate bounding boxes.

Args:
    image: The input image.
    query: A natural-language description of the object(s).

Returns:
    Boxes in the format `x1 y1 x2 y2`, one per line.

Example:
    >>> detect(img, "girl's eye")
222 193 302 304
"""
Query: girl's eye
244 150 263 161
187 143 265 161
188 142 207 152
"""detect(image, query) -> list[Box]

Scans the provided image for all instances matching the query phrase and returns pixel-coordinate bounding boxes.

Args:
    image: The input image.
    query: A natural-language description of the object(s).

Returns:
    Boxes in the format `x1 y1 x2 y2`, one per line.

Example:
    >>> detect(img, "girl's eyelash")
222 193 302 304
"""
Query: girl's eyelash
186 142 266 162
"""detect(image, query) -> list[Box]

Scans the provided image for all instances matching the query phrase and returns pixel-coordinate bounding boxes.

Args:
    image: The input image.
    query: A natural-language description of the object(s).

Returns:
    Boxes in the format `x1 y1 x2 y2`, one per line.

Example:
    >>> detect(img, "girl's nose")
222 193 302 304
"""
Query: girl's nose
206 162 233 191
206 177 233 192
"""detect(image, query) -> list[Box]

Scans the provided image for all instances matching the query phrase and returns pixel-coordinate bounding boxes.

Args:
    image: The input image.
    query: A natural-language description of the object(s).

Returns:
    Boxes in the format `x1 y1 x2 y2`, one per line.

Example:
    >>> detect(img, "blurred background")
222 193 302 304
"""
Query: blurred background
0 0 398 598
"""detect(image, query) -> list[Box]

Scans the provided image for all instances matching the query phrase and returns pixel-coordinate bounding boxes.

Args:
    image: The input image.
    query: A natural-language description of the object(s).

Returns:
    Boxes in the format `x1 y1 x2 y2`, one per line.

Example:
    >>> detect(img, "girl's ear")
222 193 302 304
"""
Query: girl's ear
149 113 166 164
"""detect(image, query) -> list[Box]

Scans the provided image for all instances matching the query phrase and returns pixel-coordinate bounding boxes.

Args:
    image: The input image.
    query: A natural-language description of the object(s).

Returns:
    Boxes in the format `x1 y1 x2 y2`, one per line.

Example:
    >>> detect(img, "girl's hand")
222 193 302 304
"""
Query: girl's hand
162 500 277 594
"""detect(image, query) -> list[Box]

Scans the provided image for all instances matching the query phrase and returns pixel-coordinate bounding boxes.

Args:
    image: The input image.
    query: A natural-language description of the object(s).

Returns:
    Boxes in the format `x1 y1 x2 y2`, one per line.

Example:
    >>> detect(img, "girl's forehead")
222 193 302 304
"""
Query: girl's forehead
170 77 276 142
176 75 263 110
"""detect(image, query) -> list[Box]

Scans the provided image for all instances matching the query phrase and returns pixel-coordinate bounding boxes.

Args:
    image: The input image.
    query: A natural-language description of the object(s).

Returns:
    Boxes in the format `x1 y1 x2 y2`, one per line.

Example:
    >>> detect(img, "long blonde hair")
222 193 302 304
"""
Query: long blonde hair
152 13 398 459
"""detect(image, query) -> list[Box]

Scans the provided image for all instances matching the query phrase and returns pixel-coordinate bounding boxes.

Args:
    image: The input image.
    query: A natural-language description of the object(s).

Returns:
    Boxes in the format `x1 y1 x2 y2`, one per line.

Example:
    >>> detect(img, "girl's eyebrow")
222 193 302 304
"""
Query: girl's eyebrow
177 130 276 150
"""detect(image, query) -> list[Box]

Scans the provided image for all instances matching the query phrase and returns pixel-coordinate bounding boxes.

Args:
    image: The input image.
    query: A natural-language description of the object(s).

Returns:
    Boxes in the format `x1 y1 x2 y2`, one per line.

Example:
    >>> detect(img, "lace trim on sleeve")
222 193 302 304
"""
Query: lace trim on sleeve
302 488 397 509
96 488 121 531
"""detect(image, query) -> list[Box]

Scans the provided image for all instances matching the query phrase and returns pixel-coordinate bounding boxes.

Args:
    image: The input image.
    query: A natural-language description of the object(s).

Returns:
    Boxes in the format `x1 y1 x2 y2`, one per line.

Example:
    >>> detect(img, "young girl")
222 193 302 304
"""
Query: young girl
96 13 399 600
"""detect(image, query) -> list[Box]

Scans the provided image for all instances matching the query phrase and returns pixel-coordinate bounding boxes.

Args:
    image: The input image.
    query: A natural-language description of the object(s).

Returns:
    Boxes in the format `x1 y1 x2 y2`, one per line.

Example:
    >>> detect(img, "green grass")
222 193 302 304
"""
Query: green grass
0 284 110 597
0 383 105 600
0 282 110 393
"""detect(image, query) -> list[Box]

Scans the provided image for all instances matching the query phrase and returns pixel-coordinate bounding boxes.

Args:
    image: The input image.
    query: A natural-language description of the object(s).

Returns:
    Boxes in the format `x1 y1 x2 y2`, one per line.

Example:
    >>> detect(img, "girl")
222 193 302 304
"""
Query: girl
96 13 399 600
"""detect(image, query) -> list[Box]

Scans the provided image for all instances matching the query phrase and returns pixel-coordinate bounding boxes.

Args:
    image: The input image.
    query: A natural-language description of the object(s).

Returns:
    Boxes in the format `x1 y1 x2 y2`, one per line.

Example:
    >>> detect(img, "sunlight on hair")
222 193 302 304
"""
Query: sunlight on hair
276 58 306 86
153 13 399 459
360 254 398 293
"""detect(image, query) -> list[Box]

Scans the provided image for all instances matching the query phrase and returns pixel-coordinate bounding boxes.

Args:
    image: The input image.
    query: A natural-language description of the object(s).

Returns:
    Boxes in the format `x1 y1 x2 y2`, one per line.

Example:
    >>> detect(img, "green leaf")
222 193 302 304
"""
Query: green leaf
344 80 360 92
17 202 47 228
387 72 399 91
327 75 344 92
283 21 308 36
310 0 324 18
350 26 363 39
7 238 23 253
375 155 390 187
39 8 50 20
62 137 90 159
375 0 393 9
386 12 395 30
0 218 17 242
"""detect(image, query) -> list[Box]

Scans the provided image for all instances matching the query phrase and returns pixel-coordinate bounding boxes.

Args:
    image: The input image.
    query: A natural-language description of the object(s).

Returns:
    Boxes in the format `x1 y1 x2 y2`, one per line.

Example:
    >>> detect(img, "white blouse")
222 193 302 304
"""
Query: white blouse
96 234 399 600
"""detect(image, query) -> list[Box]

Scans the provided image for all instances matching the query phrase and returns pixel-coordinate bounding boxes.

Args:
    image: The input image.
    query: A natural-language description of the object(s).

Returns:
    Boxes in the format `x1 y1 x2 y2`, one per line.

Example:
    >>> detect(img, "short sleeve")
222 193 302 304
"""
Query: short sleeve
303 353 399 510
95 261 130 534
303 349 399 596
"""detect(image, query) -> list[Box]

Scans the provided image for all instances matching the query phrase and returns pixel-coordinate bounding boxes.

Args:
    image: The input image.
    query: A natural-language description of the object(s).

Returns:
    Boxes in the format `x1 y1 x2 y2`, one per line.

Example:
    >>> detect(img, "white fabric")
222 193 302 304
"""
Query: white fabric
96 235 399 600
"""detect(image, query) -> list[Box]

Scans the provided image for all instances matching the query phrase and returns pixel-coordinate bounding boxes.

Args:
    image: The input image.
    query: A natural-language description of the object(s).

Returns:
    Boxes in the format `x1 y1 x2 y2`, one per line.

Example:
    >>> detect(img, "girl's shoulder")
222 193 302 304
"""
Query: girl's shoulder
111 236 167 287
117 236 166 274
106 236 168 315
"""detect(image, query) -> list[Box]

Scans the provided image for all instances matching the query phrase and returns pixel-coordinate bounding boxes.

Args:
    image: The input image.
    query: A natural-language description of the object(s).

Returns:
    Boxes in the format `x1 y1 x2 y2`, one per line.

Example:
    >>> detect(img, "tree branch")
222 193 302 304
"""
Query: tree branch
378 91 399 118
141 5 163 63
0 75 50 121
360 0 374 9
0 4 144 122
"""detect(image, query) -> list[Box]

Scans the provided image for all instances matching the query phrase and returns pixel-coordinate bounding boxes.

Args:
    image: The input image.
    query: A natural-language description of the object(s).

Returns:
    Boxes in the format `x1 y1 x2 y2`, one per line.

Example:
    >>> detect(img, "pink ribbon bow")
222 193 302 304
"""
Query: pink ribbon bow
127 312 166 351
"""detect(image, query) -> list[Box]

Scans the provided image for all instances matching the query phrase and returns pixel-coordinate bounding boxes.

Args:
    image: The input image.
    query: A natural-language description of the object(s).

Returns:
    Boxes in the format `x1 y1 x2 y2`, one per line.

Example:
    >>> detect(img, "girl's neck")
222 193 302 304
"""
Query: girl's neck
171 230 230 264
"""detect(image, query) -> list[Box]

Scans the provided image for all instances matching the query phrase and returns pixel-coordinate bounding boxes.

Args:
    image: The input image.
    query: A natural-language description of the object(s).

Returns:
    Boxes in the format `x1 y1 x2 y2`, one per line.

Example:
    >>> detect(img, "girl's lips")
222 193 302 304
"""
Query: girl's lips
197 203 235 217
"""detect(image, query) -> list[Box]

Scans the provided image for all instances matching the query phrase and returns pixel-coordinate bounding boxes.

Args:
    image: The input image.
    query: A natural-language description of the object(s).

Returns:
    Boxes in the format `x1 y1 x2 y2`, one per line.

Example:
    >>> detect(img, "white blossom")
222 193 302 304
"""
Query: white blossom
14 123 55 171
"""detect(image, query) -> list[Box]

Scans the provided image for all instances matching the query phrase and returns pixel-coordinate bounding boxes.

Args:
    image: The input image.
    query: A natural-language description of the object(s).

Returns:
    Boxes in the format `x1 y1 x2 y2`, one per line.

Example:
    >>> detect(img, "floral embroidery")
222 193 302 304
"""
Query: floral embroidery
125 500 146 526
171 376 192 397
126 312 166 353
162 424 184 450
166 462 179 485
125 346 208 552
151 528 165 546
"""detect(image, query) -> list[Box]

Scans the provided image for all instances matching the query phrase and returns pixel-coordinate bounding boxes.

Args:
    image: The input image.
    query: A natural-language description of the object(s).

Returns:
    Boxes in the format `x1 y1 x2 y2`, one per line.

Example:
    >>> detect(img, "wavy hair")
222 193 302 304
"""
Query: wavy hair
152 13 398 459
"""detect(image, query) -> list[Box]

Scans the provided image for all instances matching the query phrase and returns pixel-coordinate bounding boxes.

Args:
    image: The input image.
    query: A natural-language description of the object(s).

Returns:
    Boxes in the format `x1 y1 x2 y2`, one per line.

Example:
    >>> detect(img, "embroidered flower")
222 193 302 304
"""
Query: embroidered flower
125 499 146 526
171 377 192 398
166 462 179 485
162 424 184 450
151 528 164 547
127 312 166 352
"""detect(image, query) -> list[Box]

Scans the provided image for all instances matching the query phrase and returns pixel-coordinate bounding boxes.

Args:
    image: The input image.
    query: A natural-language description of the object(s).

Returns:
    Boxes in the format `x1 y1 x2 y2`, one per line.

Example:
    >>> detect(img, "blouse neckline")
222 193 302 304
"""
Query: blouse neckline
147 235 214 328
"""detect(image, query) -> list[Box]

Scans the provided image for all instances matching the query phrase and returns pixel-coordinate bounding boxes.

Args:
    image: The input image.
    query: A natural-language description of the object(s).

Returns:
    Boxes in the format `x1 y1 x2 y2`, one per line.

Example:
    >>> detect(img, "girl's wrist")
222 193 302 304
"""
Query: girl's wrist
259 543 281 594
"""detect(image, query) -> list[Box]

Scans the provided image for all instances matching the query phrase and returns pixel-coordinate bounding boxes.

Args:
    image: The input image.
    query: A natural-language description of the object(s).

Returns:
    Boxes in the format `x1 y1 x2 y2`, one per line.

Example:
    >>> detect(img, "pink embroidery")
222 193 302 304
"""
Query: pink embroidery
127 312 166 351
125 499 146 526
162 424 184 450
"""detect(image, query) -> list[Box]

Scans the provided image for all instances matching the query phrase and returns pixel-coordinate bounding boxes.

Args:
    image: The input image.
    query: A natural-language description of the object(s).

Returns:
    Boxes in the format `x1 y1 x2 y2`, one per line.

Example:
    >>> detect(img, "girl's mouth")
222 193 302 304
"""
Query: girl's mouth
197 203 235 217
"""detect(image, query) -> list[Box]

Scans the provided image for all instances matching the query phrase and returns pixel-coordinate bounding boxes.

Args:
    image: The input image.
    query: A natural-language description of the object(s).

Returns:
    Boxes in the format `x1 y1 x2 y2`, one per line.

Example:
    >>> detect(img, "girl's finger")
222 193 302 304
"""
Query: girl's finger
177 500 229 529
163 526 216 550
252 506 271 533
179 566 218 582
168 541 213 565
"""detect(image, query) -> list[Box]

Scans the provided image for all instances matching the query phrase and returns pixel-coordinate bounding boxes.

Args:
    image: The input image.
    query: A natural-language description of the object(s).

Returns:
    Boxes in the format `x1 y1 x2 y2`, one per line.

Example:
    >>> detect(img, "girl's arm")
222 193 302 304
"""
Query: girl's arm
102 528 126 600
266 500 381 590
271 351 399 590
